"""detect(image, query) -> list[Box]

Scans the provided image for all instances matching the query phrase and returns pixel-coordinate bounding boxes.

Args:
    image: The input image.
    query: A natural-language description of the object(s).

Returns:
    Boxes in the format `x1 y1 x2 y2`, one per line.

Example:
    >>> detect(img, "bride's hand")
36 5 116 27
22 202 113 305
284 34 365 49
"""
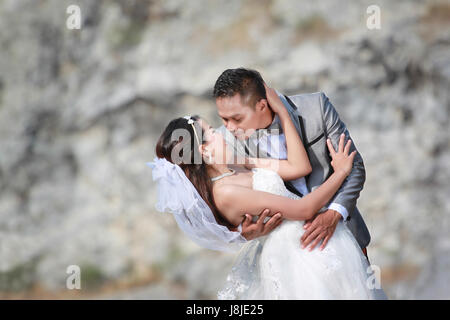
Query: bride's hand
326 133 356 176
264 82 287 115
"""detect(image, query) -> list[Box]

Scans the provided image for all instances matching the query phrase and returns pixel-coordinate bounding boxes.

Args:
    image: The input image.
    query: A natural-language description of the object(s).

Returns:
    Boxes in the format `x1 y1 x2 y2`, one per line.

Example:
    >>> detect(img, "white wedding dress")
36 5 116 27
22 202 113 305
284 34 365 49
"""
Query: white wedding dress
218 168 387 300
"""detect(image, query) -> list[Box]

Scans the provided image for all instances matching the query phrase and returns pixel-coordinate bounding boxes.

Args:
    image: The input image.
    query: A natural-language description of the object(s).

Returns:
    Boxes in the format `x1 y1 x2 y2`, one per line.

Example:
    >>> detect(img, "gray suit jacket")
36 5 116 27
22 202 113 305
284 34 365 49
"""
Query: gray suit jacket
217 91 371 249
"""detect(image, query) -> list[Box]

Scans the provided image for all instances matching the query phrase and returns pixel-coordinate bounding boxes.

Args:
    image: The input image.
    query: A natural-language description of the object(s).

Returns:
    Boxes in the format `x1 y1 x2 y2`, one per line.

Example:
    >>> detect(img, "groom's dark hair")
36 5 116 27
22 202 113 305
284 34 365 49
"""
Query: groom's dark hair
213 68 266 108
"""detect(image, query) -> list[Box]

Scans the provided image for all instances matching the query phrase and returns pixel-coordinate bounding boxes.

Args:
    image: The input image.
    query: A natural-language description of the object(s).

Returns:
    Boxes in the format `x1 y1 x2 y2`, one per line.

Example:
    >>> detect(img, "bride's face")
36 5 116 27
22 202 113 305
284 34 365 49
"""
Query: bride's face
198 119 232 165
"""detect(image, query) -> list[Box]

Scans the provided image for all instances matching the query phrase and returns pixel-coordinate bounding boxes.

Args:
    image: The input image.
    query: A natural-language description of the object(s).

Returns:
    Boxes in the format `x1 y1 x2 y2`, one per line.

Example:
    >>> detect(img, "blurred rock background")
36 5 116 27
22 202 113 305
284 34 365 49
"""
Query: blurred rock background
0 0 449 299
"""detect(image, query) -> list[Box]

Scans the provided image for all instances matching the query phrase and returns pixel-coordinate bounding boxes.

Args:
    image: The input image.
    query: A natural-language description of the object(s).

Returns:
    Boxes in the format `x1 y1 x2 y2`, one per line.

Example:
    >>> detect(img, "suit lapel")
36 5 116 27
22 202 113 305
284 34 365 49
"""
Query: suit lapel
283 95 313 192
283 95 307 147
297 115 308 149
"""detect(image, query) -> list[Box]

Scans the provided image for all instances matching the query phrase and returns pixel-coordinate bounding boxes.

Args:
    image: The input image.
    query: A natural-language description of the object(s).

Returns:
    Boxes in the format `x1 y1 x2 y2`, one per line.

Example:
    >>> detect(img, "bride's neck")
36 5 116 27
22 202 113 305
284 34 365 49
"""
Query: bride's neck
207 164 232 178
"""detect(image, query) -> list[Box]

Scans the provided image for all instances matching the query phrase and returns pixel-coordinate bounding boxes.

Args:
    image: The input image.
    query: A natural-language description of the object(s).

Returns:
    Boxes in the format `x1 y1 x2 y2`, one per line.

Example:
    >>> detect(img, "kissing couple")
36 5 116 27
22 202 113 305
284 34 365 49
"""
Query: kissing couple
148 68 387 299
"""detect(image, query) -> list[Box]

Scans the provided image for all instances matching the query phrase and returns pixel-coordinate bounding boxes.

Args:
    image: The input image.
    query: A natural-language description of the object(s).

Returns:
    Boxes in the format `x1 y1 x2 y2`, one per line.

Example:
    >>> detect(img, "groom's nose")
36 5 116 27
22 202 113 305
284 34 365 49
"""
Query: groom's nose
226 122 237 133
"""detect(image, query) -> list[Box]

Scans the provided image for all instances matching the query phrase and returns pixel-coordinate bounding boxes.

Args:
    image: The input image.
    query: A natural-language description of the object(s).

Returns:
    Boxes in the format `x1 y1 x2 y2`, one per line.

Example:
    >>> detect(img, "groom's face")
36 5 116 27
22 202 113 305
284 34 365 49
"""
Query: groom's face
216 93 265 140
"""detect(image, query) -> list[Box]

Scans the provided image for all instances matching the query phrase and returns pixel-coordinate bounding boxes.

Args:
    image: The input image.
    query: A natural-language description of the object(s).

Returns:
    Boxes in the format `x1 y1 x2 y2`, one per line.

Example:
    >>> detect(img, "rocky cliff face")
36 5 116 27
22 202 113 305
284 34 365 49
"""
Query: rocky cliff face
0 0 449 299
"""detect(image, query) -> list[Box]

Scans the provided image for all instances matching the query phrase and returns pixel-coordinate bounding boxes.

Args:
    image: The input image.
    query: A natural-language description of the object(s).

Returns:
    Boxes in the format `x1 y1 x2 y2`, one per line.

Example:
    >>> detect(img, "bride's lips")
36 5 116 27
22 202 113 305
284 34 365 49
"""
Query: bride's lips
234 132 248 141
233 129 255 140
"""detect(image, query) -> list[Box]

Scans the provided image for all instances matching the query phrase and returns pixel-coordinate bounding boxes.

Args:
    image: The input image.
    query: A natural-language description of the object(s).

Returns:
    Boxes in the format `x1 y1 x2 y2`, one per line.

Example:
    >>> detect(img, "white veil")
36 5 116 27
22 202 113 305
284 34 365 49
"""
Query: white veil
147 157 247 252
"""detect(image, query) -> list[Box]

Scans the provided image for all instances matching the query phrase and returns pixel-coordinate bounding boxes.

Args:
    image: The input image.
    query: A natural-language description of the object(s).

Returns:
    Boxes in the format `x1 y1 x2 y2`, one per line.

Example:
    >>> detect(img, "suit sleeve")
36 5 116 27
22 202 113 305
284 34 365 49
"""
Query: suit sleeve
320 92 366 218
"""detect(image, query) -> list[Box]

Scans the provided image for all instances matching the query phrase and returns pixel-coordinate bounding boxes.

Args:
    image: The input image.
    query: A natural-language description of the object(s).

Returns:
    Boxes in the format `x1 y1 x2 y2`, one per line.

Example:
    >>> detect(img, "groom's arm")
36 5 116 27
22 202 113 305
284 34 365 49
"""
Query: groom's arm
320 92 366 220
300 92 365 251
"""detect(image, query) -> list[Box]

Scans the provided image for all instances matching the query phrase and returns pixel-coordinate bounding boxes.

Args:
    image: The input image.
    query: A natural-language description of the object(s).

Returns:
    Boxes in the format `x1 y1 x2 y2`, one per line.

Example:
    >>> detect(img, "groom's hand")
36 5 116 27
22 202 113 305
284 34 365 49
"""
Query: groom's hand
240 209 283 241
300 209 341 251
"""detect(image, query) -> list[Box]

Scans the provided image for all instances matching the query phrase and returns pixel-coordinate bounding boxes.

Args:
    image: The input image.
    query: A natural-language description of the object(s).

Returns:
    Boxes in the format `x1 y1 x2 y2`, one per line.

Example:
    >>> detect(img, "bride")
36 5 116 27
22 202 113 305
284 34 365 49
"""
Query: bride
148 85 387 299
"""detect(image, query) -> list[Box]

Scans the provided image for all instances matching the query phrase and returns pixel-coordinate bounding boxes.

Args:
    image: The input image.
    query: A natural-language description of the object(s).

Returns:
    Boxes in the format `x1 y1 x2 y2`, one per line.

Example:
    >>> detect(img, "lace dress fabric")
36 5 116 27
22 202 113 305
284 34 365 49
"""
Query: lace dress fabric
218 168 387 300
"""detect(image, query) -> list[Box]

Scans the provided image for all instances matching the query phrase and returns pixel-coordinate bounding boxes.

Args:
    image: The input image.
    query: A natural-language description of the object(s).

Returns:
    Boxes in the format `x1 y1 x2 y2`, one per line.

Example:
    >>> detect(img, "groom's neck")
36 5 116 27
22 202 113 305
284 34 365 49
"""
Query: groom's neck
262 109 275 129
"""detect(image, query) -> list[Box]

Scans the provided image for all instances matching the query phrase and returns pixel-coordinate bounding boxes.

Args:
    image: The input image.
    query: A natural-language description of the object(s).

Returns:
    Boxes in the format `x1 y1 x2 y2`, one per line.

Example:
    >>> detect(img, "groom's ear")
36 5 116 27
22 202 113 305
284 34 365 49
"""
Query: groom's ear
256 98 269 112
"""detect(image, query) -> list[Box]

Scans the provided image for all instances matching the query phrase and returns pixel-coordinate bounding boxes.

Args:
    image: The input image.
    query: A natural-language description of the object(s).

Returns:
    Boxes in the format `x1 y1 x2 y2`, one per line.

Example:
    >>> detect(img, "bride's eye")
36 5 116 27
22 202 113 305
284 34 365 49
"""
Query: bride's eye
202 133 212 143
206 128 215 136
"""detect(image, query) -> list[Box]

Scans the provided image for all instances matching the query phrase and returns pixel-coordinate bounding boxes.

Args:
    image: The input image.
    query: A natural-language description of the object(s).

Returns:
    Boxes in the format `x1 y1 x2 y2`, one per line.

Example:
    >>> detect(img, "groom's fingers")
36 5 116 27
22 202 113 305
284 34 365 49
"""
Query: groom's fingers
319 235 332 251
263 213 282 235
301 227 322 248
242 214 252 228
301 219 317 242
308 232 326 251
257 209 270 228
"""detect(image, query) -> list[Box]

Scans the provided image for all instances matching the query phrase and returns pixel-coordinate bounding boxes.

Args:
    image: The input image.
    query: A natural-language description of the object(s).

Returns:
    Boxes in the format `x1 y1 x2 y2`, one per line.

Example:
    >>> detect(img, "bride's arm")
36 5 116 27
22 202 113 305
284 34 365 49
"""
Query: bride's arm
217 135 356 226
244 84 312 181
216 166 347 226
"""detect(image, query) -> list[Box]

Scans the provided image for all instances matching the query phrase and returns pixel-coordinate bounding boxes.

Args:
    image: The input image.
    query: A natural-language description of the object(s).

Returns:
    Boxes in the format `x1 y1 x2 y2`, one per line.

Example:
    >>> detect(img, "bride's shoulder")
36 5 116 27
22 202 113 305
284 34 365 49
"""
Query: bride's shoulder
213 182 250 206
213 183 244 197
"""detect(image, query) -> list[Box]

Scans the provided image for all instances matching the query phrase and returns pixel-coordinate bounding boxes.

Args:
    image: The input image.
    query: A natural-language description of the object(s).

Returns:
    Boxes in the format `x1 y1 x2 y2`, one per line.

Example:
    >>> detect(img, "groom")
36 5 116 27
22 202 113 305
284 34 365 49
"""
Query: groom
213 68 371 257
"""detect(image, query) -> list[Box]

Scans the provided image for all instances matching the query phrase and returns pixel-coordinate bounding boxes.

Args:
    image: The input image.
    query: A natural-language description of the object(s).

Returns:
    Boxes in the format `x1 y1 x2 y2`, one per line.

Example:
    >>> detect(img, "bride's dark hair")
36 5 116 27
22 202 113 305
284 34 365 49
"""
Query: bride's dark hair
155 115 234 229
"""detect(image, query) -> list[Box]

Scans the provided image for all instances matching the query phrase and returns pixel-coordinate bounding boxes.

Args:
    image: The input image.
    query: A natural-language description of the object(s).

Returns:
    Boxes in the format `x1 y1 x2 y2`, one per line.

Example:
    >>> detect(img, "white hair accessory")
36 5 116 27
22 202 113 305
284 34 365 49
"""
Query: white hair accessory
183 115 201 146
146 157 247 252
183 115 194 124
